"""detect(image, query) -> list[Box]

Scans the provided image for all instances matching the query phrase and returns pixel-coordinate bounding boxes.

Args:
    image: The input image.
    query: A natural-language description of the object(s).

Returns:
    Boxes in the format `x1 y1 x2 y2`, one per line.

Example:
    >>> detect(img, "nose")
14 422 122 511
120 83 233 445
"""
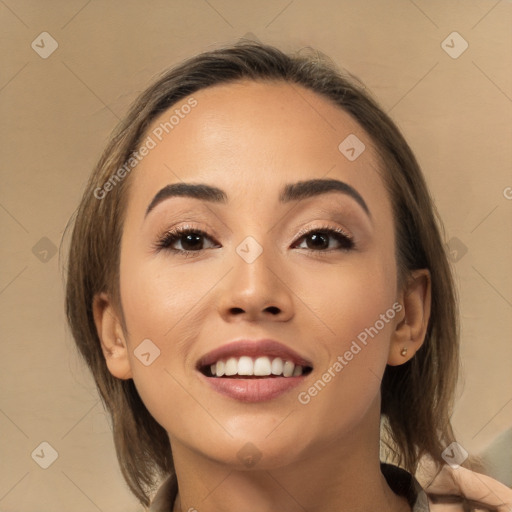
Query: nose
217 241 294 324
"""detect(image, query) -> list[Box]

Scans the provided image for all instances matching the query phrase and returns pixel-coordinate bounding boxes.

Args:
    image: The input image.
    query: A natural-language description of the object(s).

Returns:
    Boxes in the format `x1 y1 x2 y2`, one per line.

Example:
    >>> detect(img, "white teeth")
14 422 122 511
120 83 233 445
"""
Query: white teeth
216 360 225 377
283 361 295 377
271 357 283 375
225 357 238 376
253 356 271 376
210 356 305 377
237 356 253 375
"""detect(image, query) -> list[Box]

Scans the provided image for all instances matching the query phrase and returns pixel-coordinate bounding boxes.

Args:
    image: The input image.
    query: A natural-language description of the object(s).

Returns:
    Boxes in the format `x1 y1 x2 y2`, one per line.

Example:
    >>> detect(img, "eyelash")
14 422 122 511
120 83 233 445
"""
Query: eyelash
154 226 216 258
293 225 355 252
154 224 355 256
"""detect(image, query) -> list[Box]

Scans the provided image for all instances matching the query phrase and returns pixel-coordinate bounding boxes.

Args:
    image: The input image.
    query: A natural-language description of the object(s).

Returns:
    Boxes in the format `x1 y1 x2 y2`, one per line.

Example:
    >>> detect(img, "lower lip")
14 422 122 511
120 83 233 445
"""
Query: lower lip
200 373 307 402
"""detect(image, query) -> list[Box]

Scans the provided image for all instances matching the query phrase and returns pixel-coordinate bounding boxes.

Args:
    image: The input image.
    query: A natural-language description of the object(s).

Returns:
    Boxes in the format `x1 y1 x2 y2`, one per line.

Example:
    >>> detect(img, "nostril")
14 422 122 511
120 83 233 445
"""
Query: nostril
227 306 282 316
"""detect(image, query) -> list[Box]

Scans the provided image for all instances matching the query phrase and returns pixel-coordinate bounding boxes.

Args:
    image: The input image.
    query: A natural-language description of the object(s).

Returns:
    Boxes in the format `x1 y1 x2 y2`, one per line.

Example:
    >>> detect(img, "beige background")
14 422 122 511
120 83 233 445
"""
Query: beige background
1 0 511 510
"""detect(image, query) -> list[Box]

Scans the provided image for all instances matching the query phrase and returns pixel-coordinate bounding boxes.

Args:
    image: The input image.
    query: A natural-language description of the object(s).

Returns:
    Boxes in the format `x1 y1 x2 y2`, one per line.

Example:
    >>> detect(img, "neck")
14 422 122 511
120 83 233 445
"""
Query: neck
169 399 410 512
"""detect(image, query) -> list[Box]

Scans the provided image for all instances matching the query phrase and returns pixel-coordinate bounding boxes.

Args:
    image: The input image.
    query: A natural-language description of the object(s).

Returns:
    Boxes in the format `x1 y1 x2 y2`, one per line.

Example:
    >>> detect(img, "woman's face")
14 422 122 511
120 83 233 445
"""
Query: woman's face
116 80 401 468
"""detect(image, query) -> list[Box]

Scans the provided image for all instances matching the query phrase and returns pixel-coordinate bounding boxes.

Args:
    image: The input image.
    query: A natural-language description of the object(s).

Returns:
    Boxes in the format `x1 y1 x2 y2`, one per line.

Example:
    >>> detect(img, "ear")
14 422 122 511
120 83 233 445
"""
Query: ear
388 269 431 366
92 292 132 380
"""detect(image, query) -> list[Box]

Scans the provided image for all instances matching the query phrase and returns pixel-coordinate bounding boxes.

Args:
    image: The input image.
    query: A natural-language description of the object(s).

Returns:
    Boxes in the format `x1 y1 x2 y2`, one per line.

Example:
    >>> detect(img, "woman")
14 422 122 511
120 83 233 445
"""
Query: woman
65 42 511 511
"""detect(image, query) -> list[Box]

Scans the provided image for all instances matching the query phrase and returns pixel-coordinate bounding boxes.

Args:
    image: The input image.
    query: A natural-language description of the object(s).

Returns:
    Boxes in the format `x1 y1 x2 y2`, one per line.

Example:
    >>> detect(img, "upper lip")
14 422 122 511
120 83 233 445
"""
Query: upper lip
196 339 313 370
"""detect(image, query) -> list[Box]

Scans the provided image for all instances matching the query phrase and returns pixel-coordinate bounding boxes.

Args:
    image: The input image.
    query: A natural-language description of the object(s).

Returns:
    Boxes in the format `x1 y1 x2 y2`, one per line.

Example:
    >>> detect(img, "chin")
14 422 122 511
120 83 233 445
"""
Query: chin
198 429 313 471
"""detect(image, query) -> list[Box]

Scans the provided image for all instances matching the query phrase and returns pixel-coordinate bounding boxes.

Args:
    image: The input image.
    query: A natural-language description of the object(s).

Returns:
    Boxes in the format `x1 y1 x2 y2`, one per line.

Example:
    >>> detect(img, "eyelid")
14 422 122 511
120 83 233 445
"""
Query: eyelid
153 223 220 252
153 221 356 254
158 222 218 239
293 223 354 243
291 223 356 252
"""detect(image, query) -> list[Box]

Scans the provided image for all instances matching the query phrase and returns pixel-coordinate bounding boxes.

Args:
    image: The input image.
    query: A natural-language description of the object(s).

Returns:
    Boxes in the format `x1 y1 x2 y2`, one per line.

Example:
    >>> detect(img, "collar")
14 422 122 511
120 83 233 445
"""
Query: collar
380 463 430 511
149 462 430 511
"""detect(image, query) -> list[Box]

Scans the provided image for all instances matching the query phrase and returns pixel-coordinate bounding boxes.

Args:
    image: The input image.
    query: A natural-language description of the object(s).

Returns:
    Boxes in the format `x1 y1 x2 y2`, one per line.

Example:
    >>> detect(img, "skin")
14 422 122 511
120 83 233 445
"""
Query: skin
427 465 512 511
93 80 431 512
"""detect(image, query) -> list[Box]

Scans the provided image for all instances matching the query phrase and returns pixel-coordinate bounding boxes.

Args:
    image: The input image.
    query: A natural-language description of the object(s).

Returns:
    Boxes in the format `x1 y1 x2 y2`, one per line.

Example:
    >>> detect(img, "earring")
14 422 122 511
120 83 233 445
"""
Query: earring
400 347 408 357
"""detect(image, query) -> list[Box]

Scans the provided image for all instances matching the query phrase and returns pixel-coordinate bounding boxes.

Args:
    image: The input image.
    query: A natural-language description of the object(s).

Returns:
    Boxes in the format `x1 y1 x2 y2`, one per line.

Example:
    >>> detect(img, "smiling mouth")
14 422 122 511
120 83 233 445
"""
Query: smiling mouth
200 356 313 379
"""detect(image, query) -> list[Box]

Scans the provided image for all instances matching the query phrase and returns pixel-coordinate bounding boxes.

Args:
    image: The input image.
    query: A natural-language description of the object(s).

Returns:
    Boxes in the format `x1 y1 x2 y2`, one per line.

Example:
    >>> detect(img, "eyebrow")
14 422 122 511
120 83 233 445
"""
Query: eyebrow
145 178 370 218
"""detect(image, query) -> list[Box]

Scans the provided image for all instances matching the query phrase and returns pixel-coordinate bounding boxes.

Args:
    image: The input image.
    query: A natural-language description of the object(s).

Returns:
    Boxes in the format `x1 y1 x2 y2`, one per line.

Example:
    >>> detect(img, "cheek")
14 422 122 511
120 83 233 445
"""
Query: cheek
116 280 196 436
298 250 397 346
294 301 396 448
119 253 214 345
117 249 233 424
292 251 397 422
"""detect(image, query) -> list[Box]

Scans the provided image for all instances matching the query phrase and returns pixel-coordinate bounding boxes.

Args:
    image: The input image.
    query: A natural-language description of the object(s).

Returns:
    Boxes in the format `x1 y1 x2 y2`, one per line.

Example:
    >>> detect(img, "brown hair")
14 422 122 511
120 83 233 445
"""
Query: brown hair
65 41 459 506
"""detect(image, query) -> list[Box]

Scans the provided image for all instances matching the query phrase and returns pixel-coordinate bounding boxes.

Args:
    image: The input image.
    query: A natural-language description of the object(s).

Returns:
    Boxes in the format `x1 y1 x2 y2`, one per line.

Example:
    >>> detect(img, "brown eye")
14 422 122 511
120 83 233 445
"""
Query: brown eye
156 228 220 253
174 232 204 251
294 228 354 252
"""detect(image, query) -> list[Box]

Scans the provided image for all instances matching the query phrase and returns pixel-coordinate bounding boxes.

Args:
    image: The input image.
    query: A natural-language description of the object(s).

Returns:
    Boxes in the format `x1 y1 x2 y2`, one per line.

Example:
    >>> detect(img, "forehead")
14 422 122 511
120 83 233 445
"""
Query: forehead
126 80 389 216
